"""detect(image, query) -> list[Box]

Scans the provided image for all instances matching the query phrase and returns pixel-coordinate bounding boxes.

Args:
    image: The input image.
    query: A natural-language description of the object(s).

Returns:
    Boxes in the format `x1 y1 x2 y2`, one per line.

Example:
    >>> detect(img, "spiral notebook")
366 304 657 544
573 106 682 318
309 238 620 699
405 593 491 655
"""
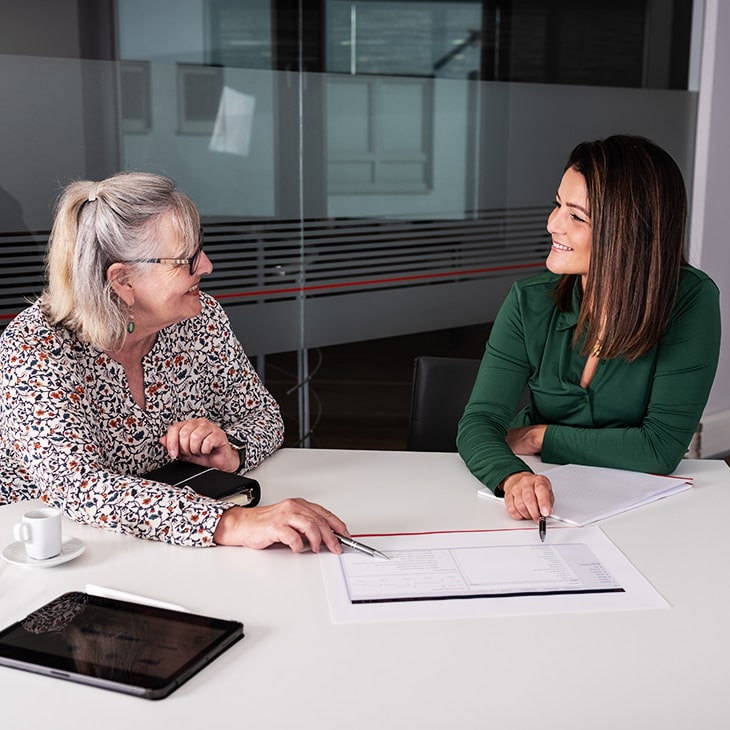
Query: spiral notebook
478 464 692 526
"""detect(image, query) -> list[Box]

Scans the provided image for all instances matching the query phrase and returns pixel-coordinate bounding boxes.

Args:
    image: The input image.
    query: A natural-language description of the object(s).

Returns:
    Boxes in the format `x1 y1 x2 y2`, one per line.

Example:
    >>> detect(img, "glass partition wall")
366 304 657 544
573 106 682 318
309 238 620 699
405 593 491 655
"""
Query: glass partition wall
0 0 699 449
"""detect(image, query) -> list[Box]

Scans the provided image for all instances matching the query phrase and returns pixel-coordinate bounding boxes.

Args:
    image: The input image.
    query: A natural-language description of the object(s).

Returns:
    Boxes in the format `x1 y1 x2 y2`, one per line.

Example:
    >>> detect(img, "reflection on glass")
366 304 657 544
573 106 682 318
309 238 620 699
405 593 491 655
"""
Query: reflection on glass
326 1 482 79
1 0 698 366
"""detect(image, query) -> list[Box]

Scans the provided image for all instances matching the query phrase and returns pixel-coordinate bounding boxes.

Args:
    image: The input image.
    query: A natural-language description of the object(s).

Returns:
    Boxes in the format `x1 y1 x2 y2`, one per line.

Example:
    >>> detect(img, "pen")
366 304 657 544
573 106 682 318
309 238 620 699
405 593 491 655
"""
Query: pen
334 532 389 560
539 516 547 543
85 584 190 612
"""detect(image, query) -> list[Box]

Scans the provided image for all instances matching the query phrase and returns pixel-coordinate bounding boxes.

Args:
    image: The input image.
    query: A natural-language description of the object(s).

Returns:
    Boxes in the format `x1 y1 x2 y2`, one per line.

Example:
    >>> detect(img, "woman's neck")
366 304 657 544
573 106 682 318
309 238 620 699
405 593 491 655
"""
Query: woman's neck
105 331 158 410
106 330 157 367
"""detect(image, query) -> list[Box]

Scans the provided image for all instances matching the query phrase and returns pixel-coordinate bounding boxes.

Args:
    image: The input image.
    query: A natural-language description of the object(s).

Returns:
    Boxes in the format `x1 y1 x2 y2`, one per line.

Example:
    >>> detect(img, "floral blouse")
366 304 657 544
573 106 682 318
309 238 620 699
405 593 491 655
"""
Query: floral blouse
0 293 284 546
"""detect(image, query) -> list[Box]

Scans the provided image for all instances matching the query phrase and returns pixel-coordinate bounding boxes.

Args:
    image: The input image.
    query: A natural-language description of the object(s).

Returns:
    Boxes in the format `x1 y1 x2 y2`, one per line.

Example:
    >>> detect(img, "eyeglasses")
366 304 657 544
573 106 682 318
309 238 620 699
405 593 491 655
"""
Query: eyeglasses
120 228 205 276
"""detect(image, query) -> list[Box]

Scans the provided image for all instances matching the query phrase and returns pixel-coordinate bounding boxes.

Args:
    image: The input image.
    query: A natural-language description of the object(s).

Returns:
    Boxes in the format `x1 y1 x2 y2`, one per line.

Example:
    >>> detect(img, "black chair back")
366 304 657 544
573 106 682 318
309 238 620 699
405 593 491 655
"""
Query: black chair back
407 356 481 452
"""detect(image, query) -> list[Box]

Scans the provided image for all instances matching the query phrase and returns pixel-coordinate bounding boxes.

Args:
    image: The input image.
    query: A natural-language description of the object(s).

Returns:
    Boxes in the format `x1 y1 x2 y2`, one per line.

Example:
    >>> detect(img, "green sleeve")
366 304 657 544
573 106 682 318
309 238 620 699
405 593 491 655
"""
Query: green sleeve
456 282 535 492
542 274 721 473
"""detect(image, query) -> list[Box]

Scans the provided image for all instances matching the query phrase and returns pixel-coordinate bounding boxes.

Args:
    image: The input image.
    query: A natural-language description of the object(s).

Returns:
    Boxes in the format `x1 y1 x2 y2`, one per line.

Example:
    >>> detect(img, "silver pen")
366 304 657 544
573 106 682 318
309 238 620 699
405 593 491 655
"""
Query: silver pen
334 532 389 560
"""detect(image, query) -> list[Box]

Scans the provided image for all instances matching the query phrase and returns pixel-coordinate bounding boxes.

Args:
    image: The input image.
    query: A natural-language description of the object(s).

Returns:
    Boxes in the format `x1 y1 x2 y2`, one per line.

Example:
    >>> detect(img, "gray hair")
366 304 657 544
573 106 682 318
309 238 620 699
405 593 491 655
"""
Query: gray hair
41 172 200 351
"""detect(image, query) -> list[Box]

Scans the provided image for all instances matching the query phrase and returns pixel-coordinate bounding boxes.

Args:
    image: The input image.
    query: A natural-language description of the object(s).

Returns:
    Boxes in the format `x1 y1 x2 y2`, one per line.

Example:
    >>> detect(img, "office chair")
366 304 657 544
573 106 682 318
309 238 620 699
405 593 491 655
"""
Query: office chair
407 356 482 452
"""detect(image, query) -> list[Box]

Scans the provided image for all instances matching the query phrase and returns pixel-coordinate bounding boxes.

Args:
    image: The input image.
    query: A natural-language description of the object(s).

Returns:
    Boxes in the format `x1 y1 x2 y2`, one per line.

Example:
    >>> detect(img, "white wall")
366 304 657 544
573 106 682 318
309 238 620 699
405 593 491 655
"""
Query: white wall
117 0 206 62
689 0 730 455
0 0 118 230
117 0 276 218
0 55 119 230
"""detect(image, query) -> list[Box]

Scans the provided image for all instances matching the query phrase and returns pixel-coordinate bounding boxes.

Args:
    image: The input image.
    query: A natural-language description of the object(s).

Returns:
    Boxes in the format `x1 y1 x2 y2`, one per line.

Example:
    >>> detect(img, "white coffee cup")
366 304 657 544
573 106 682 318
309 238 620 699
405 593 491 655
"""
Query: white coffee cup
13 507 62 560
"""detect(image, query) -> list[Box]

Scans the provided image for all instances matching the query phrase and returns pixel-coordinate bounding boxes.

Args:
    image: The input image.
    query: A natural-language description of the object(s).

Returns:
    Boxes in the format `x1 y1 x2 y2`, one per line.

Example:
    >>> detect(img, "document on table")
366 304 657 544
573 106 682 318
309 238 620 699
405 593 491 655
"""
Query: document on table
343 542 620 603
478 464 692 526
319 528 668 623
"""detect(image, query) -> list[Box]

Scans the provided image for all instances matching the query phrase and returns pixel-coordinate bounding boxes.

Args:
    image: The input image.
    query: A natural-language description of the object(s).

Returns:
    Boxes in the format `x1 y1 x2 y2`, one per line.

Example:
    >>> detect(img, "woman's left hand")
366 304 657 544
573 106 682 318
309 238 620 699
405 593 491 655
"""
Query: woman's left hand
160 418 240 472
506 424 547 455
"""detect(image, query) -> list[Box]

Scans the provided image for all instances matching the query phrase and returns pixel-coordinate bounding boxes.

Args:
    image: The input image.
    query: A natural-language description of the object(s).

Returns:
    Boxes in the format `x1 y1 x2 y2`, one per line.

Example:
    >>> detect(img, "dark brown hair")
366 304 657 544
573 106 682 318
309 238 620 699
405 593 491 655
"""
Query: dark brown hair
553 135 688 360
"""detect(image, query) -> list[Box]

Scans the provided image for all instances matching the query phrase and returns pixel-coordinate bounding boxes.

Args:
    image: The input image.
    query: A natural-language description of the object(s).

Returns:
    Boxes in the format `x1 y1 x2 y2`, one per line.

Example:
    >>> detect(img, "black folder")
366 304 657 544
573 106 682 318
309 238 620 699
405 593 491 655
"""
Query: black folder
143 460 261 507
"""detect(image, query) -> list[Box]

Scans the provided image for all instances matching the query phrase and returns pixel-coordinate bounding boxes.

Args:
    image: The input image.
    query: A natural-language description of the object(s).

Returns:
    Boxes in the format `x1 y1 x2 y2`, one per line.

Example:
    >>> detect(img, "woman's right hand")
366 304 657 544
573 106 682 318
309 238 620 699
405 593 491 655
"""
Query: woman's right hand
500 471 554 522
213 498 348 553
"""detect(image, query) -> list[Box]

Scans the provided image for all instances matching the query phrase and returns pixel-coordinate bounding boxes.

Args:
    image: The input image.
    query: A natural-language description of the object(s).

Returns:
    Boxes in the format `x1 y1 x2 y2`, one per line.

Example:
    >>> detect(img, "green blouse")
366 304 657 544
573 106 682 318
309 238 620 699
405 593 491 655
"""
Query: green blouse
457 266 721 492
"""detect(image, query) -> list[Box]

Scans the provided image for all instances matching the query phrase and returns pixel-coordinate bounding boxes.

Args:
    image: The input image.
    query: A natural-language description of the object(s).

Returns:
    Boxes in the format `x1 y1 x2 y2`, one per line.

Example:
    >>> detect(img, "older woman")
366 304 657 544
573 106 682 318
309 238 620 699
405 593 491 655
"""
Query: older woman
0 172 346 553
457 135 721 522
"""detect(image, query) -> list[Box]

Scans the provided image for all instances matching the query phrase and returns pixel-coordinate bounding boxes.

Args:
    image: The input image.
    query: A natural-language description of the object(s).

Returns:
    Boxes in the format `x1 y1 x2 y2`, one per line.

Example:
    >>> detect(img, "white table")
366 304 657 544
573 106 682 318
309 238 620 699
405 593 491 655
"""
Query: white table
1 449 729 729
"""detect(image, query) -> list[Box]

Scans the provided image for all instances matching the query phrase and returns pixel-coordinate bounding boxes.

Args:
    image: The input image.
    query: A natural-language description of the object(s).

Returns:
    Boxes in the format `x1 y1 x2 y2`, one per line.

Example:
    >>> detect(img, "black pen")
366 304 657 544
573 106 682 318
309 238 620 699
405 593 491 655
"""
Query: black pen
539 515 547 543
334 532 389 560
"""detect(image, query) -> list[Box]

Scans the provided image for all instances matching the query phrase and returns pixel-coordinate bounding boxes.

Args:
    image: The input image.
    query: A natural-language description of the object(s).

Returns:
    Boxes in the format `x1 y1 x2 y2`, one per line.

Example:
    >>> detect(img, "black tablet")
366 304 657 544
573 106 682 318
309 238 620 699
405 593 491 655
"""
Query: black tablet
0 592 243 699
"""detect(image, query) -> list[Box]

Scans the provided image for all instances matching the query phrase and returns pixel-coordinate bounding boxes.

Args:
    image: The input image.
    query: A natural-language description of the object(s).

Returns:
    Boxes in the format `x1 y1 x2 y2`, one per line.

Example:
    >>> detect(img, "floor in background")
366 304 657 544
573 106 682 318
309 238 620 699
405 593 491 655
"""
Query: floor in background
265 322 491 451
264 327 730 462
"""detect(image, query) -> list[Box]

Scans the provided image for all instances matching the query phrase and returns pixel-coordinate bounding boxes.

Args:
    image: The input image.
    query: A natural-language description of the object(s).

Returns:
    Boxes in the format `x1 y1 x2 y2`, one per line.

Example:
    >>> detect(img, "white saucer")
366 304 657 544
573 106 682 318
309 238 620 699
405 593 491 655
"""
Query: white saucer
2 537 85 568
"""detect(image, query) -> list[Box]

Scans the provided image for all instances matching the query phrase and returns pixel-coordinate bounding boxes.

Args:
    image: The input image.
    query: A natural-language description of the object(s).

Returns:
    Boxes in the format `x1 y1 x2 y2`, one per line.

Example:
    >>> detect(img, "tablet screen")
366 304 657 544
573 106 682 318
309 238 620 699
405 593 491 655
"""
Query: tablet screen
0 592 243 699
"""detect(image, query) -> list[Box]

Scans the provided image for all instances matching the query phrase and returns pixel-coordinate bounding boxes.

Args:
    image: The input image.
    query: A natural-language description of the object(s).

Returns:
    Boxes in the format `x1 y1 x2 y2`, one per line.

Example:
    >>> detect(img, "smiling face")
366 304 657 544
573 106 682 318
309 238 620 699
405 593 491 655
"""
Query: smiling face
546 167 593 283
118 213 213 338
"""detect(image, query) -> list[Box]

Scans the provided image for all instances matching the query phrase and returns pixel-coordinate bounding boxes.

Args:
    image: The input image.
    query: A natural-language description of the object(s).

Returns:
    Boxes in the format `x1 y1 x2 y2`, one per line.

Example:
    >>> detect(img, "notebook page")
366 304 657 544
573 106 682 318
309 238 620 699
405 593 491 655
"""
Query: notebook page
477 464 691 526
541 464 691 526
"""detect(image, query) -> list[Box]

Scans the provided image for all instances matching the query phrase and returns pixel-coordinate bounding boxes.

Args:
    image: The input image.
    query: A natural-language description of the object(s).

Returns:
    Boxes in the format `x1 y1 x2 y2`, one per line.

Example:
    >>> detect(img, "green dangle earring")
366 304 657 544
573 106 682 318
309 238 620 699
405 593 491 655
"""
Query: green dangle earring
127 309 135 334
